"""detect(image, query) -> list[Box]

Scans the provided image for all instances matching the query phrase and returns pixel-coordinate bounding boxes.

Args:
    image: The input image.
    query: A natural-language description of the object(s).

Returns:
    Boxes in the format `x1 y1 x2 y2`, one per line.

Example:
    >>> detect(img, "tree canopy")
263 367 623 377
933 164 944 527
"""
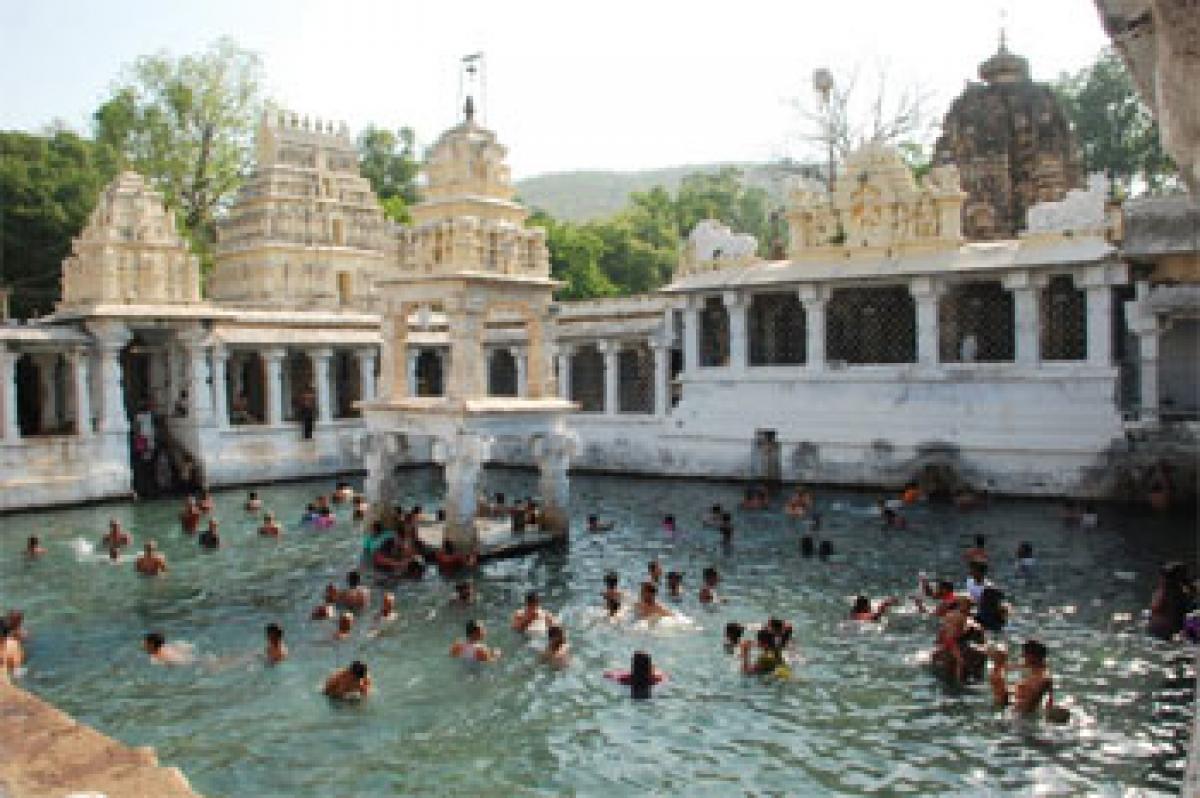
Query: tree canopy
1054 48 1176 194
357 125 420 223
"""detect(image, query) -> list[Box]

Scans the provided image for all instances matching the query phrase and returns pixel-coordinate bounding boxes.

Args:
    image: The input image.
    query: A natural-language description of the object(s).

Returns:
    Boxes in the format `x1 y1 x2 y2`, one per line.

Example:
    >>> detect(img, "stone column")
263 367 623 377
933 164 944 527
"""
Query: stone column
70 348 93 437
535 432 574 537
434 432 491 548
556 346 573 400
652 339 670 417
1137 327 1160 419
310 347 333 424
683 298 701 372
406 349 419 397
34 353 59 432
211 347 230 429
724 291 748 371
799 284 827 371
356 349 377 402
1085 284 1114 368
600 341 619 414
0 348 19 440
1006 273 1040 369
263 348 286 426
515 347 528 398
86 321 131 435
911 276 941 369
184 342 212 425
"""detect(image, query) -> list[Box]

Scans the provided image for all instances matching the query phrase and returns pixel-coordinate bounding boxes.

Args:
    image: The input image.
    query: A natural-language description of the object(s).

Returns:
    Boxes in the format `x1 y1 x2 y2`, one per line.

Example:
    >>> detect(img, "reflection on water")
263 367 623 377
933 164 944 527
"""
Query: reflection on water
1 470 1195 797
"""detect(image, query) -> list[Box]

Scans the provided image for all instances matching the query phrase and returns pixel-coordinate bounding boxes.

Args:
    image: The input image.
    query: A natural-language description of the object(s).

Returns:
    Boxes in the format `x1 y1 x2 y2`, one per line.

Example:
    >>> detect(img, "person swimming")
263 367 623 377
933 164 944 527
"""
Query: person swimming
245 491 262 512
661 515 677 535
450 620 501 663
135 541 168 576
587 514 614 533
724 622 745 652
964 535 988 564
647 560 663 585
988 646 1009 709
0 620 24 677
25 536 46 559
198 520 221 550
311 583 339 621
633 581 674 621
101 519 131 549
323 660 371 700
740 629 788 677
666 571 683 600
1013 639 1055 717
376 592 398 622
340 571 370 611
512 591 556 634
1015 541 1035 576
143 632 191 665
258 512 282 537
198 489 215 514
850 595 897 622
602 572 623 605
265 623 287 664
800 536 815 557
718 514 734 545
452 581 477 606
180 497 201 534
965 561 991 602
539 625 571 669
608 650 665 699
333 612 355 641
817 540 833 560
699 567 720 604
702 504 724 528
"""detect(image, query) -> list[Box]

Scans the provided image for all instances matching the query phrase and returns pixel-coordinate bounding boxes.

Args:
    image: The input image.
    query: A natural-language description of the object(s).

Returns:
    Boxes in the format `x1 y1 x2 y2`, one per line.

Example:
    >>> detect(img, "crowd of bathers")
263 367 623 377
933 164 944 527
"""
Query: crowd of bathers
7 479 1197 715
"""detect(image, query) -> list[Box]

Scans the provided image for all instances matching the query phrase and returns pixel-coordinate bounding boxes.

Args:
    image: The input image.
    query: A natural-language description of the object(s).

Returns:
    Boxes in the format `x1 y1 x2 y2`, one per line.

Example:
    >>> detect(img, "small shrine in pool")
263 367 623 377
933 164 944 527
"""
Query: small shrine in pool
359 97 577 555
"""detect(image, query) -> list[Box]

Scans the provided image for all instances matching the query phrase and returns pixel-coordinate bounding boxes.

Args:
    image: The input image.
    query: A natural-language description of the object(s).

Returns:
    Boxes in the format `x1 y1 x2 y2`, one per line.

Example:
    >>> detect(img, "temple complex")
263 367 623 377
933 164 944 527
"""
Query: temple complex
934 37 1083 240
0 47 1195 514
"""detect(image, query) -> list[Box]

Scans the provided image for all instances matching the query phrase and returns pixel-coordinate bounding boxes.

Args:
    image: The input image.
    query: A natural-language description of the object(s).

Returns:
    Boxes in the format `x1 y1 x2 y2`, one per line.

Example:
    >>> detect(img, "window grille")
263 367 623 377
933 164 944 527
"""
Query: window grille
416 349 444 396
570 345 605 412
488 349 518 397
827 285 916 364
699 297 730 367
938 281 1015 362
1040 275 1086 361
749 292 807 365
618 343 654 413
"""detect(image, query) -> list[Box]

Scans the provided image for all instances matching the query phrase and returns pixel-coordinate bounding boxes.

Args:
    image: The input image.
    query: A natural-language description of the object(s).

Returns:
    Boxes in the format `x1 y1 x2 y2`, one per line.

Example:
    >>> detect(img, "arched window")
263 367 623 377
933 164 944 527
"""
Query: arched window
618 343 654 413
488 349 518 397
699 297 729 367
416 349 444 396
1040 275 1086 361
749 292 806 365
938 281 1015 362
570 344 604 412
827 285 916 364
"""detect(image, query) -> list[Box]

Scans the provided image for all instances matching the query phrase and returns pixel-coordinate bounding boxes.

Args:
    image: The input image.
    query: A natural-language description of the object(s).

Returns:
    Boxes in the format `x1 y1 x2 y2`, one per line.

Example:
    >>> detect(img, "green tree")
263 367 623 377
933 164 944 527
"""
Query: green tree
358 125 420 223
528 211 617 300
93 37 263 266
0 129 113 318
672 168 773 257
1055 48 1176 194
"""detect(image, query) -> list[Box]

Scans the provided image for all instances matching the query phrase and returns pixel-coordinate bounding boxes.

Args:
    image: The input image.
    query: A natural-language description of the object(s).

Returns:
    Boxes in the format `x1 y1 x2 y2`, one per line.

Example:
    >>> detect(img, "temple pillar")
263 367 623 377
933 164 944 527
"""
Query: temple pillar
515 347 528 398
535 432 574 536
263 348 286 426
356 349 377 402
652 338 670 417
724 291 748 371
683 298 701 372
86 321 130 434
184 341 212 425
406 349 419 398
70 348 93 437
434 431 491 548
310 347 333 424
799 284 827 372
211 347 229 429
600 340 619 415
1086 284 1113 368
556 345 573 400
1 348 19 440
911 276 941 369
33 353 59 432
1006 273 1040 369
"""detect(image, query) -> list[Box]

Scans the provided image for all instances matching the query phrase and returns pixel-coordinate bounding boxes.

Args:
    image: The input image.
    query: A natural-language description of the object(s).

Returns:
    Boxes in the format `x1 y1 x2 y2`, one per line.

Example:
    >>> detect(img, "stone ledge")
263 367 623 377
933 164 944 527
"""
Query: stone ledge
0 681 202 798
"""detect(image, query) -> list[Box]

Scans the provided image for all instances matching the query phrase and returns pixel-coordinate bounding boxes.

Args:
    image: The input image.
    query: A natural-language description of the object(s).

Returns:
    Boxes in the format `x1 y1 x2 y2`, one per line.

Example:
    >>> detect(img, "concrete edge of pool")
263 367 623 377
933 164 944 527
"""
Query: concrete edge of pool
0 680 202 798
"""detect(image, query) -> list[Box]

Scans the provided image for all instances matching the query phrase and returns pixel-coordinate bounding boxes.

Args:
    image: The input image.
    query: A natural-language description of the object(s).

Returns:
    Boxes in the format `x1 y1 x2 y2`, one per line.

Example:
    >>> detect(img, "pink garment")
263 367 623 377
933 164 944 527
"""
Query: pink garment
314 515 335 529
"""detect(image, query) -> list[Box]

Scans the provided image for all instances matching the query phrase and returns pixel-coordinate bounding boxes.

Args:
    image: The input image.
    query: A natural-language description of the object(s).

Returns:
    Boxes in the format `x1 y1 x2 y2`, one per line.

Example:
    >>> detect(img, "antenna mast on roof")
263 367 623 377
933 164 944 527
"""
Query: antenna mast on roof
459 52 486 124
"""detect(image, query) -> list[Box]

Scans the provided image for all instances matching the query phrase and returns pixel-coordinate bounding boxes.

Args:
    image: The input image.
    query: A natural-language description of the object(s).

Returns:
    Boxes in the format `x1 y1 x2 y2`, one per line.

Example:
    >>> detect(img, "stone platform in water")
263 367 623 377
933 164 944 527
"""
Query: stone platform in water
0 680 202 798
416 517 563 561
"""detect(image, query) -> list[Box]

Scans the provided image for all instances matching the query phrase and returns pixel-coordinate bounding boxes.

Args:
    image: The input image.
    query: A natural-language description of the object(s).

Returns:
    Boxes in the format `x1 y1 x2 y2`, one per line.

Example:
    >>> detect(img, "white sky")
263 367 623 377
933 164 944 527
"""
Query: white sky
0 0 1110 179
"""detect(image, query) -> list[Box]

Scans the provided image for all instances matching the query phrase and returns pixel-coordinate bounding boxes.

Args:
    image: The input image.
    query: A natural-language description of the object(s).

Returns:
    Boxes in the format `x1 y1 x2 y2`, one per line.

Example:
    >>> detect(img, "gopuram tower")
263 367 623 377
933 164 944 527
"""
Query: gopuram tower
934 35 1084 240
360 96 576 551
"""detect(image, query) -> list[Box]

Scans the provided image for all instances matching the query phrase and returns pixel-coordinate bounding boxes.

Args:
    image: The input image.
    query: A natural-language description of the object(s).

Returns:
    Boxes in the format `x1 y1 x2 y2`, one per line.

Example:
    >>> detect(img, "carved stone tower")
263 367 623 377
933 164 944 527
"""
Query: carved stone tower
934 37 1083 241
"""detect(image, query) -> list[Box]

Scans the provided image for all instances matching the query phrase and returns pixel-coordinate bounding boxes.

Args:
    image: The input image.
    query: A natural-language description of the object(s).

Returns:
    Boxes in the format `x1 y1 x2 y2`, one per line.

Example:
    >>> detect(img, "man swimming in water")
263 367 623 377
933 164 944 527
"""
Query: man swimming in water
699 567 721 604
647 560 663 585
25 536 46 559
258 512 282 537
265 623 287 664
101 519 131 549
450 620 501 663
180 497 201 534
511 591 556 633
143 632 190 665
245 491 262 512
633 582 674 621
333 612 355 641
376 593 398 622
323 660 371 699
850 595 898 622
539 625 571 669
340 571 370 611
740 629 786 676
602 572 623 606
666 571 683 600
135 541 167 576
198 520 221 550
586 515 614 533
1013 639 1054 717
452 581 476 605
311 583 339 620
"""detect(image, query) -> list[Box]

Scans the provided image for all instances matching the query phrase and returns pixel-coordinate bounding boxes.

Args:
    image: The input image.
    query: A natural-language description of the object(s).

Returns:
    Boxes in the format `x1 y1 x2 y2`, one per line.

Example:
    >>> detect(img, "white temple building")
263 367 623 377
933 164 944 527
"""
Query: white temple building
0 94 1196 513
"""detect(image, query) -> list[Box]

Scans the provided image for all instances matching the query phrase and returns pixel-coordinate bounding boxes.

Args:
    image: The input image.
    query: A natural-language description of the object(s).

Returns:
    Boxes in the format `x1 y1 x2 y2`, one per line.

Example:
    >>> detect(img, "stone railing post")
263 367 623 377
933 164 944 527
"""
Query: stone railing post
211 347 230 429
70 347 93 437
724 290 747 371
683 297 701 372
799 284 827 372
910 276 942 369
1005 272 1040 369
600 340 619 414
652 338 671 417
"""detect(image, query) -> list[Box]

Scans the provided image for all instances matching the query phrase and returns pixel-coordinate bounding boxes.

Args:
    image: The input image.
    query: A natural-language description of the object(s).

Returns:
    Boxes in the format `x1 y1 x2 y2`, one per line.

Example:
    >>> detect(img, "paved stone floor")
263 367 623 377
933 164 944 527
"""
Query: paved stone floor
0 680 200 798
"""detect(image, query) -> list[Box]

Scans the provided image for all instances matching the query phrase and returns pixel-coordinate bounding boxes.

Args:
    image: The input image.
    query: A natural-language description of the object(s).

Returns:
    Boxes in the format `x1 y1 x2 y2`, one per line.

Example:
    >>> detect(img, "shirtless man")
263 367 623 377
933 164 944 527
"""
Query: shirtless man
311 583 339 620
265 624 287 664
323 660 371 699
647 560 663 585
102 519 131 549
25 536 46 559
450 620 501 663
602 572 623 606
340 571 370 611
633 582 674 621
511 591 556 633
850 595 897 622
0 620 25 676
258 512 282 537
333 613 355 641
198 520 220 550
180 497 201 535
963 535 988 565
198 489 215 514
1013 639 1053 716
376 593 398 622
699 567 721 604
539 625 571 669
666 571 684 600
135 541 168 576
452 581 477 606
143 632 190 665
245 491 262 513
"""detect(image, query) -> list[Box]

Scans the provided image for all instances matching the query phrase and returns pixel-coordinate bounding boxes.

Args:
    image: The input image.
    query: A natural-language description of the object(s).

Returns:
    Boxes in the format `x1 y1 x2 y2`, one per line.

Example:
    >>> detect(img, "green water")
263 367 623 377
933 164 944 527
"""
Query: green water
2 470 1195 797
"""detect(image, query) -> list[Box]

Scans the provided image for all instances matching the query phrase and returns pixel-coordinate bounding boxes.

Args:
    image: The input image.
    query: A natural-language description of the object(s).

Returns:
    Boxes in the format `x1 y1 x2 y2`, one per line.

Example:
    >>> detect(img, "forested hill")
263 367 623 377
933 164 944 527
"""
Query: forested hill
515 162 793 221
